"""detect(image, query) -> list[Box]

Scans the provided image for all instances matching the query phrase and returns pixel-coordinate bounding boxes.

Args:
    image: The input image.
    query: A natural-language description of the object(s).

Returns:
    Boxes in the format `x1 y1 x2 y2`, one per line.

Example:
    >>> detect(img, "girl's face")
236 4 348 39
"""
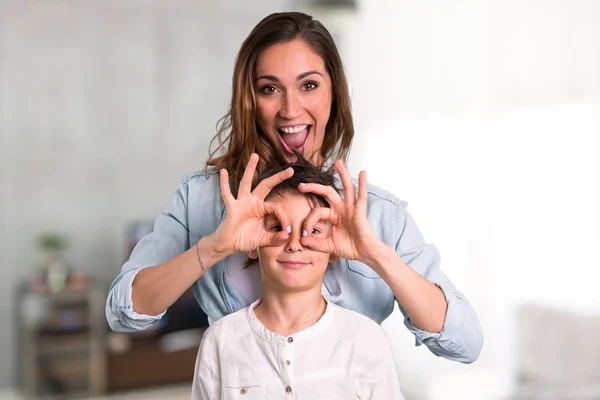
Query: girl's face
254 39 333 164
248 191 334 293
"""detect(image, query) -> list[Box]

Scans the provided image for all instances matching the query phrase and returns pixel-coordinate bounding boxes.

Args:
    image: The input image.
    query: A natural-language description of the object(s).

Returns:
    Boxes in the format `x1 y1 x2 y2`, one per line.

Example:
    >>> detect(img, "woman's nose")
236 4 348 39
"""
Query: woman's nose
279 92 302 120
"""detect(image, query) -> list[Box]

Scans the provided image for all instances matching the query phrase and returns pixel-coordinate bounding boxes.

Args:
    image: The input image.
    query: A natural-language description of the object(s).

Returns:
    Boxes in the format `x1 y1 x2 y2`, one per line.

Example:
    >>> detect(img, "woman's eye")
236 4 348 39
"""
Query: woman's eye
259 85 278 95
312 227 322 235
303 81 319 91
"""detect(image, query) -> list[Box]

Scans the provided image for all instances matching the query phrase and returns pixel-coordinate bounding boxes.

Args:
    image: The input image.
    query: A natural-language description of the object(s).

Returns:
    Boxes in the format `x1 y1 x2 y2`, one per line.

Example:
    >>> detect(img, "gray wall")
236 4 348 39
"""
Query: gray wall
0 0 292 388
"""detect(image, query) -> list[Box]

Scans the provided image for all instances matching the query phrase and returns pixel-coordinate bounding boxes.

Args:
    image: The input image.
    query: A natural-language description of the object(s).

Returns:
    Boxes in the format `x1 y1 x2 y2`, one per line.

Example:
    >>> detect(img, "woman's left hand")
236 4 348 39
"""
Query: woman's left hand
298 159 384 264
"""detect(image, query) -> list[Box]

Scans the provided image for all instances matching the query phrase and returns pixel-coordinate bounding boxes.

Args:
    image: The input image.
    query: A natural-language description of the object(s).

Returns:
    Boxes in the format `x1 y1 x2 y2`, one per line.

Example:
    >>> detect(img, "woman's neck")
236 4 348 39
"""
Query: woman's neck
253 288 326 336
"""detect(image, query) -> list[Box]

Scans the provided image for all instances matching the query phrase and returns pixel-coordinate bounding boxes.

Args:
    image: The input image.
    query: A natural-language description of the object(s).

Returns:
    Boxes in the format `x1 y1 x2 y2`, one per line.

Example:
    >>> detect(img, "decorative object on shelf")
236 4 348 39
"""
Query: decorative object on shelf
35 232 73 294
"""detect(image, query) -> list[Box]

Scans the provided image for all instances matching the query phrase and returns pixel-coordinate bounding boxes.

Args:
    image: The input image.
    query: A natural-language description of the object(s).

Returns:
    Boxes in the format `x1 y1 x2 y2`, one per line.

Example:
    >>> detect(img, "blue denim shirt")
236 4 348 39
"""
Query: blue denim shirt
106 170 483 363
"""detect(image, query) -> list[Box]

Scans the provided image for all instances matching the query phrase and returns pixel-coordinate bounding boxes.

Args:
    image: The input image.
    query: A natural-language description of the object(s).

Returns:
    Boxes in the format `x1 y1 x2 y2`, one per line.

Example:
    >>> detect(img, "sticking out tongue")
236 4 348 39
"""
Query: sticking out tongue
280 127 309 151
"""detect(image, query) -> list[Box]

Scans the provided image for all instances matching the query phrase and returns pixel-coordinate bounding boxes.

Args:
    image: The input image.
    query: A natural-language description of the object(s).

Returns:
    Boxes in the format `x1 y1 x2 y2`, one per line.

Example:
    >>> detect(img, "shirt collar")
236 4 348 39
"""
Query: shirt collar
246 297 334 344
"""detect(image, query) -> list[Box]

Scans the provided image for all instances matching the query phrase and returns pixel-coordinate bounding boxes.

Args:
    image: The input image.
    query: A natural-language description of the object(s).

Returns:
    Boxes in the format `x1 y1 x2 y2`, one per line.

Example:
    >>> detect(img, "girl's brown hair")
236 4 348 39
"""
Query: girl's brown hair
205 11 354 196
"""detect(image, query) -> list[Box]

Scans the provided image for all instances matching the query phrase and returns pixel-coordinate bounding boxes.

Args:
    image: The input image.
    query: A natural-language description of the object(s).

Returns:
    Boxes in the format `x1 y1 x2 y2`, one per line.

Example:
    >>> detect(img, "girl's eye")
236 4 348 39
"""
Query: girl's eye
312 227 322 235
269 224 282 232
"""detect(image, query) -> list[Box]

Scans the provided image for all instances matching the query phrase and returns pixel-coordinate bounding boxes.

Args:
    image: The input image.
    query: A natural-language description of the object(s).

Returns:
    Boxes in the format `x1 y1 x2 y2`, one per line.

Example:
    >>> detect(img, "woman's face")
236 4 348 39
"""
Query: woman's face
254 39 332 164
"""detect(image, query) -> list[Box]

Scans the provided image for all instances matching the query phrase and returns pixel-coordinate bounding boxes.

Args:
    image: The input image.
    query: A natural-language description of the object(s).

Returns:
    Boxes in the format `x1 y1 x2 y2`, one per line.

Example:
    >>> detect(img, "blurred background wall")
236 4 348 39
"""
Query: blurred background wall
1 0 599 398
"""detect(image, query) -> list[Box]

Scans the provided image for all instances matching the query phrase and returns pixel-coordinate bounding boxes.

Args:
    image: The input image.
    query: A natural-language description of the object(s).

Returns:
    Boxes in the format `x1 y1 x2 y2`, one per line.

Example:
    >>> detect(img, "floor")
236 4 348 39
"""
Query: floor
0 384 191 400
91 384 191 400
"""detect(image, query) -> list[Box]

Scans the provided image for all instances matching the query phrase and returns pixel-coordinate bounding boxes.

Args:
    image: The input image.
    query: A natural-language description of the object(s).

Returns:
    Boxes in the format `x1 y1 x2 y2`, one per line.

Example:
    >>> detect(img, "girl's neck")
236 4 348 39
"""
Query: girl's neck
254 288 326 336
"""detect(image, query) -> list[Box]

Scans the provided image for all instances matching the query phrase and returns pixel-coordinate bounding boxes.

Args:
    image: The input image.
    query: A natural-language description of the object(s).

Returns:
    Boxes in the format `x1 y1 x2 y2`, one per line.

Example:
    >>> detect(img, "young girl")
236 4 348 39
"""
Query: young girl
192 159 404 399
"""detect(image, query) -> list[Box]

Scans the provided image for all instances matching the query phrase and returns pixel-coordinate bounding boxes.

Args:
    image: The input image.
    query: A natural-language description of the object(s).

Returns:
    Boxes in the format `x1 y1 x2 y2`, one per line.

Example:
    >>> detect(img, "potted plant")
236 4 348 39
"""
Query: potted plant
36 232 70 293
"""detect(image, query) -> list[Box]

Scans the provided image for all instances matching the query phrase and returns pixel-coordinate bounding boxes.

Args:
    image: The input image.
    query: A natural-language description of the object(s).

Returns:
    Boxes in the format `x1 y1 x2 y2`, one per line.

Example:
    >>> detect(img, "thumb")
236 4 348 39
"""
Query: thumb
262 231 290 247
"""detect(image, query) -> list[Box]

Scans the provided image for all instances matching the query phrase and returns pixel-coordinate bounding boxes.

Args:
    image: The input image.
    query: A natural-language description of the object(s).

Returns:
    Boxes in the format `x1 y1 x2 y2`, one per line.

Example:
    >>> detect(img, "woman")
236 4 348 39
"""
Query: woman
106 11 483 364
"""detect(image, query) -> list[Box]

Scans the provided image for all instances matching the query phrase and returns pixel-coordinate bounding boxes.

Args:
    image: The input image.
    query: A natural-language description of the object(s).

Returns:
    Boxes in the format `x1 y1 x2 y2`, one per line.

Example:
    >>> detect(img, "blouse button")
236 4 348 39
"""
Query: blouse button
287 337 293 343
285 386 292 393
240 388 247 395
285 360 291 366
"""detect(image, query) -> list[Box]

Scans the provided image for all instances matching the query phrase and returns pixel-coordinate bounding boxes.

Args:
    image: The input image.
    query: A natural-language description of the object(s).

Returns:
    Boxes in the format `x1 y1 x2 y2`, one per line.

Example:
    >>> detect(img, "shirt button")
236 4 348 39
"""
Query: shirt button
240 388 247 395
285 386 292 393
286 360 291 366
287 337 294 343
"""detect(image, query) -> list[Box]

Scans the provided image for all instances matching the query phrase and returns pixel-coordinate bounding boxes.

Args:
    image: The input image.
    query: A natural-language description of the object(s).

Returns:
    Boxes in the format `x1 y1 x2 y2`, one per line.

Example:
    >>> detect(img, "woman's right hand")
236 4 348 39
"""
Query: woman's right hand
208 153 293 256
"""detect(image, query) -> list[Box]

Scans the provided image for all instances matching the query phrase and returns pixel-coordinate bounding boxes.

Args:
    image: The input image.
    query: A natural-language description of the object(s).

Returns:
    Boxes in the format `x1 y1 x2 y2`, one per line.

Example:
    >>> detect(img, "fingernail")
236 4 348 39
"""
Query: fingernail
302 229 307 237
286 225 292 233
299 182 306 186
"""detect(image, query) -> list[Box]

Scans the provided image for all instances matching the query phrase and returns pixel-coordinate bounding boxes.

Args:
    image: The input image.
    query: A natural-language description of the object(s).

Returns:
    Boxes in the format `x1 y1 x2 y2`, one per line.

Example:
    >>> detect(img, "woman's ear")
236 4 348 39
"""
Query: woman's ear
248 249 258 260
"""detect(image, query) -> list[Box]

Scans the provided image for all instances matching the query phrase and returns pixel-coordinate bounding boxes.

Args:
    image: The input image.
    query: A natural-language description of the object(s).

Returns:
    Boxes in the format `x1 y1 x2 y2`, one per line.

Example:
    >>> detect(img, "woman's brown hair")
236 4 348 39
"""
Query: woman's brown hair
205 11 354 196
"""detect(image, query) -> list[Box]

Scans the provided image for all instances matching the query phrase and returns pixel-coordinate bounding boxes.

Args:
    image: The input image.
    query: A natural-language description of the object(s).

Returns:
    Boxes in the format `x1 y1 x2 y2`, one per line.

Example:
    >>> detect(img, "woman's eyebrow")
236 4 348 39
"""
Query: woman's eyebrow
255 70 323 83
255 74 279 83
297 70 323 80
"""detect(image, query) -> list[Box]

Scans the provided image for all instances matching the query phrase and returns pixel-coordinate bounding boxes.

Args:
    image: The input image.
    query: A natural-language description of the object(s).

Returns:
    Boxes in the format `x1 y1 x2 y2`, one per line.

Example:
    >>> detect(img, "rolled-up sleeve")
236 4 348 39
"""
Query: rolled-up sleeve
105 178 191 332
394 205 483 364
